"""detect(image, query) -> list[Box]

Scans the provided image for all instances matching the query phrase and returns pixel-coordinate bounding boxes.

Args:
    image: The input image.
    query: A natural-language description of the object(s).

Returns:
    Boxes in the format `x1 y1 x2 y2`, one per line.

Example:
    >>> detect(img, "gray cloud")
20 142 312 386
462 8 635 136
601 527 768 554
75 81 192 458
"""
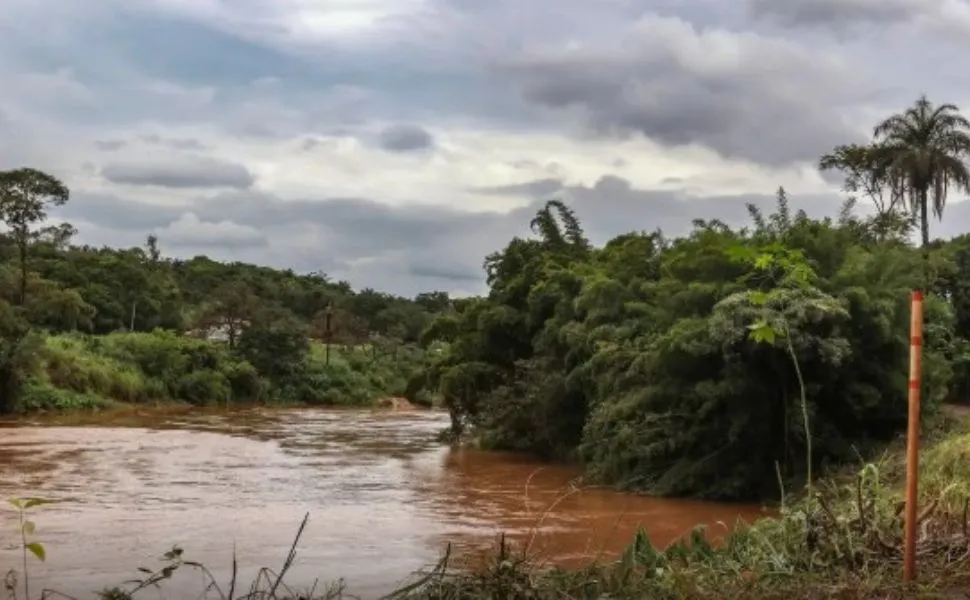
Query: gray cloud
496 14 867 167
378 124 435 153
56 174 970 296
140 133 208 150
100 157 256 189
9 0 970 297
475 178 564 198
748 0 923 28
154 212 266 249
94 139 127 151
407 261 483 283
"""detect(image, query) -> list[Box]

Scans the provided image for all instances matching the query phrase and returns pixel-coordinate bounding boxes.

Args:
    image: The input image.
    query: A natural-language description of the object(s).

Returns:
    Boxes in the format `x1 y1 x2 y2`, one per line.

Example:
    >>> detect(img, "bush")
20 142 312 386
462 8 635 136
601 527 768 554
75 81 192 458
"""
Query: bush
18 381 108 411
173 370 231 406
27 331 430 410
33 331 266 407
287 341 429 406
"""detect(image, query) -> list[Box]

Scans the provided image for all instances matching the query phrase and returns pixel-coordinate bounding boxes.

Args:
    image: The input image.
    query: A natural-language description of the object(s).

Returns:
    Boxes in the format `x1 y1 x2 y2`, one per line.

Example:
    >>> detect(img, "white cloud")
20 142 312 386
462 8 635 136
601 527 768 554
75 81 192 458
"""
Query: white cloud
154 212 265 248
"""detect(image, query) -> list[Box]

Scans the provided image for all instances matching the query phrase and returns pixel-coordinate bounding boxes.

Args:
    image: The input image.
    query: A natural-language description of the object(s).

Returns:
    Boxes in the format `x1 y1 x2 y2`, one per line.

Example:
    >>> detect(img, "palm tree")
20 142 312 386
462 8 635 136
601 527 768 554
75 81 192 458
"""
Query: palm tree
873 95 970 248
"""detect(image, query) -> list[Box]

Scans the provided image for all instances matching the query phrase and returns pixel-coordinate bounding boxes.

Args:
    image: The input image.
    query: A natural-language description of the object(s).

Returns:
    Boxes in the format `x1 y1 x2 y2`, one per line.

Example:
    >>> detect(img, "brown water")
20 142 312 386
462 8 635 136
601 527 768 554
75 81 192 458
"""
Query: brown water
0 408 770 598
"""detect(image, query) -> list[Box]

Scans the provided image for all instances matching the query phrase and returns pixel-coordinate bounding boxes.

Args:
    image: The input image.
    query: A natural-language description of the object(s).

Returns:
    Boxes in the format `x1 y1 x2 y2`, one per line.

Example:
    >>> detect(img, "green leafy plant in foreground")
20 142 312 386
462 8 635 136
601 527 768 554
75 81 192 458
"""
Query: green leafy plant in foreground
5 497 56 600
727 241 845 498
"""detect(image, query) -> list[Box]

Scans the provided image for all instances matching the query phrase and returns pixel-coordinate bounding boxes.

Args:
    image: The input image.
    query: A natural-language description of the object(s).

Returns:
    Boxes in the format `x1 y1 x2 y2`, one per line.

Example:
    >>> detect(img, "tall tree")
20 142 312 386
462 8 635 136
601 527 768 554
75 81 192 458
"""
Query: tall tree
0 168 70 306
818 143 905 219
197 281 258 349
873 95 970 248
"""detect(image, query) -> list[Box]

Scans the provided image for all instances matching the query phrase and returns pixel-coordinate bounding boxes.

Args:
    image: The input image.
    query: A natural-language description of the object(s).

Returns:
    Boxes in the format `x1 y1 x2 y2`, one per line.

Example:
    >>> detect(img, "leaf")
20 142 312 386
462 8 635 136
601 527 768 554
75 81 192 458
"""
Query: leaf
21 520 35 535
7 499 22 509
726 246 757 264
754 254 774 270
749 291 770 306
747 321 777 345
25 542 46 562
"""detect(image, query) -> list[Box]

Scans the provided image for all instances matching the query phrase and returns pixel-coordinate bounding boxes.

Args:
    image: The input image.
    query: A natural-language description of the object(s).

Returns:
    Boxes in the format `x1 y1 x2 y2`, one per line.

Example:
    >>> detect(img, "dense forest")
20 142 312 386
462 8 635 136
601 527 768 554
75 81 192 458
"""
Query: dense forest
0 175 451 413
410 95 970 501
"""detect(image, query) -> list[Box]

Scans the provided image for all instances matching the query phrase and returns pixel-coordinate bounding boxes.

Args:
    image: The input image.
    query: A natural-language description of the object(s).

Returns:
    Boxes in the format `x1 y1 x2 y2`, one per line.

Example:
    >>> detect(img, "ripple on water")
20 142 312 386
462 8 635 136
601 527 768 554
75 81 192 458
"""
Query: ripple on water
0 408 771 598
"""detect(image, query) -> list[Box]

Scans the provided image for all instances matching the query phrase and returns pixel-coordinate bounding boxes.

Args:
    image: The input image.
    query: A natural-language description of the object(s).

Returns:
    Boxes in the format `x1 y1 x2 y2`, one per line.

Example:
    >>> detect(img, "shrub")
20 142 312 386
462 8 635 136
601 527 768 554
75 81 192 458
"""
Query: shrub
18 381 107 411
173 370 231 406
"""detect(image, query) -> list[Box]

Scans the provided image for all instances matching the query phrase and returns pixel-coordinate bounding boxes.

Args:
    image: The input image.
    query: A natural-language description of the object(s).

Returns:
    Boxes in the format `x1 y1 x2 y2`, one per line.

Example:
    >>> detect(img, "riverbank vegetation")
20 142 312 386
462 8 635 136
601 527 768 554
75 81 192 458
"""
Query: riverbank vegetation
19 332 437 411
412 94 970 503
0 169 451 412
8 414 970 599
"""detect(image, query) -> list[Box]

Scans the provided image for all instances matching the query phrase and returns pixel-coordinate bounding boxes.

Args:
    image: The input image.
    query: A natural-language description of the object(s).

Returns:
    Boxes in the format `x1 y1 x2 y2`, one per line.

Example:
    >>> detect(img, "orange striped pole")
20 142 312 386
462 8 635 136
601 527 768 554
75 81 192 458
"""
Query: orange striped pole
904 289 924 582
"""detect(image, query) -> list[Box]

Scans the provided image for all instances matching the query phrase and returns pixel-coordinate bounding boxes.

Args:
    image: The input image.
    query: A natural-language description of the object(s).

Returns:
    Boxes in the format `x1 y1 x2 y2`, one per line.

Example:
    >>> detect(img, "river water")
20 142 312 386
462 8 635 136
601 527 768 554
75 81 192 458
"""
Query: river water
0 408 769 598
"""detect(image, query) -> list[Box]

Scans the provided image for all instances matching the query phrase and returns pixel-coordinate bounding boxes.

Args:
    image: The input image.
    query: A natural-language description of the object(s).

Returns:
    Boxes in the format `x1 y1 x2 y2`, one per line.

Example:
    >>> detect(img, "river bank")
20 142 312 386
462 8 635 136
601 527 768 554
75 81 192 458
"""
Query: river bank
4 408 969 599
0 407 767 598
402 411 970 600
18 331 428 413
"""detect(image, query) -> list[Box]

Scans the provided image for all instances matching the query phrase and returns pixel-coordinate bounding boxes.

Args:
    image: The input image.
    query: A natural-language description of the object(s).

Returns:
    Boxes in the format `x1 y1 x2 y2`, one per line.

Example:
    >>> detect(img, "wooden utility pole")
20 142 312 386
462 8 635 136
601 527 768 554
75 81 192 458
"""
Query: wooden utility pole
904 290 924 582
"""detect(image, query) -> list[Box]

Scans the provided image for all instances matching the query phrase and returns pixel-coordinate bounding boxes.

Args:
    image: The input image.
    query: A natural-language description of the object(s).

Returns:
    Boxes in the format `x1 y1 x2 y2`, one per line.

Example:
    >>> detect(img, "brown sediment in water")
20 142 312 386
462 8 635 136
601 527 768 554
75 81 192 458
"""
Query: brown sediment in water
0 408 771 597
375 396 419 411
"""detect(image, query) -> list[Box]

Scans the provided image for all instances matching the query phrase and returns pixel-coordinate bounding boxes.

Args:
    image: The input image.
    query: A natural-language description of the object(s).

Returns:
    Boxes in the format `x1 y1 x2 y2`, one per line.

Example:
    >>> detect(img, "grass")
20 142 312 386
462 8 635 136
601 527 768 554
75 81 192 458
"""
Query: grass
16 331 430 413
297 341 430 407
7 413 970 599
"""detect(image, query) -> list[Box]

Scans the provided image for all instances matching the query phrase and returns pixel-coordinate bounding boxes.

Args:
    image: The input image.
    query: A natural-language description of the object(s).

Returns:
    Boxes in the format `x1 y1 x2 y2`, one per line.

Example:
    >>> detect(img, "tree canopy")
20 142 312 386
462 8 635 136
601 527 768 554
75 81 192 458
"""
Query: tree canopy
0 180 453 413
412 96 970 501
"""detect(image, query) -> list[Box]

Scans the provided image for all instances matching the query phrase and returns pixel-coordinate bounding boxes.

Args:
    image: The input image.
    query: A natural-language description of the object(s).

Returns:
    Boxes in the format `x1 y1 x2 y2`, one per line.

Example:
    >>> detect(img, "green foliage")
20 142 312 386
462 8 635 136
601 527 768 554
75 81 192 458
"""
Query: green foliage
873 95 970 248
0 166 450 412
5 496 56 600
416 189 963 501
237 306 310 382
9 330 431 411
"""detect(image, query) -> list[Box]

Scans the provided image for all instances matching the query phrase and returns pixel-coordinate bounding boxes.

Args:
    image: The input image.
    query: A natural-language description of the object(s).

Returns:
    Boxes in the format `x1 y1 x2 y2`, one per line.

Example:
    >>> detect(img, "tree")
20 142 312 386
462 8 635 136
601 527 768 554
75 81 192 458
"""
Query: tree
197 281 257 349
236 306 309 382
146 234 161 263
414 291 452 314
0 301 39 413
416 190 951 500
873 95 970 248
818 143 906 222
0 168 70 306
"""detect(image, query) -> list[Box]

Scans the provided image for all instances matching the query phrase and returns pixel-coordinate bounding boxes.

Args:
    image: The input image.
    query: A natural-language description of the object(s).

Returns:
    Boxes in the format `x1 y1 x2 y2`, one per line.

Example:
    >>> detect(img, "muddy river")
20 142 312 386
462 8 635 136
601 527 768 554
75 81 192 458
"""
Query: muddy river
0 408 769 598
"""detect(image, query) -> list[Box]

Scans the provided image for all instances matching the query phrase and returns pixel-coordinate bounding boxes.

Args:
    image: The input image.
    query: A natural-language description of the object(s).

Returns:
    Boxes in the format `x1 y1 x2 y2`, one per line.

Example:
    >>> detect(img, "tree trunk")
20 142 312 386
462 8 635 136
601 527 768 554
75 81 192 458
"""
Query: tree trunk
920 188 931 292
920 190 930 248
129 300 137 331
0 364 16 414
17 241 26 307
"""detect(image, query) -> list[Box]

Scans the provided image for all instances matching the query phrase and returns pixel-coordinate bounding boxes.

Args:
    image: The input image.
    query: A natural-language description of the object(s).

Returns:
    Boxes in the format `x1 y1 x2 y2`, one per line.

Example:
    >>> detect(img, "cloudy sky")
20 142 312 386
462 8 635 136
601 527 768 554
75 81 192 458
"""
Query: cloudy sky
3 0 970 296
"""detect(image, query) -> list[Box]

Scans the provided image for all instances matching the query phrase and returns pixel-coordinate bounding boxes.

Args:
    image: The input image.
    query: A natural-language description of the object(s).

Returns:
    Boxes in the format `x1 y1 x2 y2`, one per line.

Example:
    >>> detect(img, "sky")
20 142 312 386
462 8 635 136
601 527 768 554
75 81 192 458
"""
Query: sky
3 0 970 297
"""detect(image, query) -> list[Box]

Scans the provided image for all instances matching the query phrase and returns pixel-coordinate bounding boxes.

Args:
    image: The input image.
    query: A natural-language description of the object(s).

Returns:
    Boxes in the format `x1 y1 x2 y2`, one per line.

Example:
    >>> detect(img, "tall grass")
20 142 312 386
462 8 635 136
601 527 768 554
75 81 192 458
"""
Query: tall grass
22 331 265 411
289 342 429 406
18 331 429 413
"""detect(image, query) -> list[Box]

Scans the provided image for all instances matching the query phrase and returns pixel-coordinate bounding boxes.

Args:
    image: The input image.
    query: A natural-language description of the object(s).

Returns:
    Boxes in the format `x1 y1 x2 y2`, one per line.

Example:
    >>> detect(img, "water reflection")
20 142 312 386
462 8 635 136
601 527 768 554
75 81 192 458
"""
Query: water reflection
0 408 770 598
